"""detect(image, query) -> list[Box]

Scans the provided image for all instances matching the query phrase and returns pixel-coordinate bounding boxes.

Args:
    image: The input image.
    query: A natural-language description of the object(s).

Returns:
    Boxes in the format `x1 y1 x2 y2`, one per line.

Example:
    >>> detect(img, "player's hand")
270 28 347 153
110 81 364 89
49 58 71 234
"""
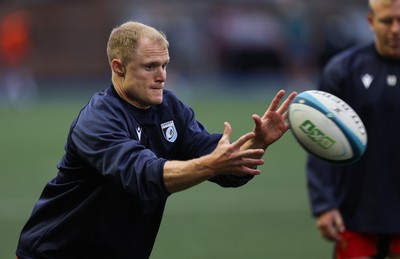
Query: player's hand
208 122 265 177
251 90 297 149
316 209 345 242
163 122 265 193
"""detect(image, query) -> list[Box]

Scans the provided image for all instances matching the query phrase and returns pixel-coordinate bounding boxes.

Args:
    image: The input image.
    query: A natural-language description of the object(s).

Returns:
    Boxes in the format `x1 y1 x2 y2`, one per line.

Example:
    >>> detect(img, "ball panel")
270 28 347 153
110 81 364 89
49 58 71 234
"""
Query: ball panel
289 103 353 161
288 90 368 165
305 91 367 145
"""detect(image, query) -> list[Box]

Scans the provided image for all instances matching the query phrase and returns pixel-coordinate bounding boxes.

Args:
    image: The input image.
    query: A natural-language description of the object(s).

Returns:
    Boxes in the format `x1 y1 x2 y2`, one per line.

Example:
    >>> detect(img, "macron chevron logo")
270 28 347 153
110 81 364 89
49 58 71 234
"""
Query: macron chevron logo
361 74 373 89
136 127 142 141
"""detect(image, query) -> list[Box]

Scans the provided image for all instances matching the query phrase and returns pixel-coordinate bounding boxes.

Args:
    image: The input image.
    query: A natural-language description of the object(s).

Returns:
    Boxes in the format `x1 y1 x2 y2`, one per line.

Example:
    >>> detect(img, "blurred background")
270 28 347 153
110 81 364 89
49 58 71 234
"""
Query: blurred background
0 0 373 258
0 0 373 101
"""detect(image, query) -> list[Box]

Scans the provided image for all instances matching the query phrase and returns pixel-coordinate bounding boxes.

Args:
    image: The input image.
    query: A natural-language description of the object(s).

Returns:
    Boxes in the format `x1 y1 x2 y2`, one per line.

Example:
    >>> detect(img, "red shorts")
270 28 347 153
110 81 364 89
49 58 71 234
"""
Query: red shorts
335 231 400 259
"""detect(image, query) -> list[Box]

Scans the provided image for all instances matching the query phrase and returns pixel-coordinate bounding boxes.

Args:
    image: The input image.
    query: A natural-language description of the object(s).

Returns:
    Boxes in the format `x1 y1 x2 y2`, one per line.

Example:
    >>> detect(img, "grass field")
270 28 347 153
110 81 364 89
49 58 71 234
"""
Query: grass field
0 85 332 258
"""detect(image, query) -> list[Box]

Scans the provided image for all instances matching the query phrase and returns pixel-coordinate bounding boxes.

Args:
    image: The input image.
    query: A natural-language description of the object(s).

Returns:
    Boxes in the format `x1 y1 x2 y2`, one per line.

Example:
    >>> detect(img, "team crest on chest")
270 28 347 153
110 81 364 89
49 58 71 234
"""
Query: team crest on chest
161 120 177 142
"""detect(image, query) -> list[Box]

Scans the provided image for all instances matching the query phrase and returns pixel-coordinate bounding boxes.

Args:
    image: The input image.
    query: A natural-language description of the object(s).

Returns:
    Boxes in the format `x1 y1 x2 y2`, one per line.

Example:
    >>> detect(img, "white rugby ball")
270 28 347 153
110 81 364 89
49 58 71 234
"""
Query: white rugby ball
288 90 367 165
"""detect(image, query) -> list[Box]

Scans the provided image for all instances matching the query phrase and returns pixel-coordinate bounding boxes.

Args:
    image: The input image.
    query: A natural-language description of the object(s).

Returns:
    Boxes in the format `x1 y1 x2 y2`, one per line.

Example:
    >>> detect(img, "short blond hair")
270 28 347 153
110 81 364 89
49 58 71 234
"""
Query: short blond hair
106 21 169 65
369 0 396 9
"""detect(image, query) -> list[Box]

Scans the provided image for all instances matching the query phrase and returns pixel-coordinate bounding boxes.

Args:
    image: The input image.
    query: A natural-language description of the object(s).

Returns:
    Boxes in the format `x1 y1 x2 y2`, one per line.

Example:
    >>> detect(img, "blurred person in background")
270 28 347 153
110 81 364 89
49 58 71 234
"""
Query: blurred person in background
16 21 297 258
210 3 287 78
307 0 400 258
0 8 37 109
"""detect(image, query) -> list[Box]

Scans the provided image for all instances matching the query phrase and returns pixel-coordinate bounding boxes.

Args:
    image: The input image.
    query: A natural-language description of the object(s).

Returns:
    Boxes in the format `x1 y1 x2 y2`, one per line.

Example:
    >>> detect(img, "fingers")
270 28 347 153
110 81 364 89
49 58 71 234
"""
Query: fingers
220 122 263 156
334 214 345 233
220 121 260 148
316 210 345 242
265 90 286 115
232 130 256 149
276 91 297 115
239 165 262 176
215 122 265 176
282 111 288 121
320 223 341 242
241 156 264 168
221 120 256 146
264 90 297 117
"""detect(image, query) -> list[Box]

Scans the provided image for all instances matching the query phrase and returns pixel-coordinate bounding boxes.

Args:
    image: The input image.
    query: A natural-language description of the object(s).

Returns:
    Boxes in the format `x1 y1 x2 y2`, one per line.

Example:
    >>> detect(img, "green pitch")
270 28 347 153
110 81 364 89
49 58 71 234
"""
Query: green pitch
0 87 331 258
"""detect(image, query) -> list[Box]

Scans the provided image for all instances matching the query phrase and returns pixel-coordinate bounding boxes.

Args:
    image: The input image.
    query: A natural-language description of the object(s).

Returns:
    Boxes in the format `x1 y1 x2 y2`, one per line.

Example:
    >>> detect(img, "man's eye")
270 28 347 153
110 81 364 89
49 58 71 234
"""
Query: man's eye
380 18 393 24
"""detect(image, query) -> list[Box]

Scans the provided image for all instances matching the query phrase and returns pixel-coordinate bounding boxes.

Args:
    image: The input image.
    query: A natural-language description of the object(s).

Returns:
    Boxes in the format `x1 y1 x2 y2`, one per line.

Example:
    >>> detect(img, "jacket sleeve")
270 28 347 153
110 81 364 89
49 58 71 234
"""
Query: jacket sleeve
306 155 339 216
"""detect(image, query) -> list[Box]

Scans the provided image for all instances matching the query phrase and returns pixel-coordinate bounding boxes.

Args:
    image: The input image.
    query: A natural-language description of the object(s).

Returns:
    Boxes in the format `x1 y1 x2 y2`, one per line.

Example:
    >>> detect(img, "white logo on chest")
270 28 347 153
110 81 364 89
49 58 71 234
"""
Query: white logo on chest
136 127 142 141
361 74 373 89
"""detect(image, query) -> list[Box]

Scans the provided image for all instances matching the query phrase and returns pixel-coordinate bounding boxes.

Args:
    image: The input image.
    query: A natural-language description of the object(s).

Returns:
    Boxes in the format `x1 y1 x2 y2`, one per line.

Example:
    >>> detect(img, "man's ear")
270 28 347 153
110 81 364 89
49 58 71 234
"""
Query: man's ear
367 13 374 31
111 59 126 76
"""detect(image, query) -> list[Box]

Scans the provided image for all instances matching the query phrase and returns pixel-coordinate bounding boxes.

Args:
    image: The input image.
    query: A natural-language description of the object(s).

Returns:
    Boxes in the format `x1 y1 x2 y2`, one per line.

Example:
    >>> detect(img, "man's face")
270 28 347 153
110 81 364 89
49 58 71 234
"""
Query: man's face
122 38 170 109
368 0 400 59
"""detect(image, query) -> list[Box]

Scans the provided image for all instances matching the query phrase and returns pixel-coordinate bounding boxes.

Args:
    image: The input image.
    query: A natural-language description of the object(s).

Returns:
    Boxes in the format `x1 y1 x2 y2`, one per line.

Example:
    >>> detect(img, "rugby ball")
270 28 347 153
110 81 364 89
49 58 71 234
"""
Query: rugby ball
288 90 367 165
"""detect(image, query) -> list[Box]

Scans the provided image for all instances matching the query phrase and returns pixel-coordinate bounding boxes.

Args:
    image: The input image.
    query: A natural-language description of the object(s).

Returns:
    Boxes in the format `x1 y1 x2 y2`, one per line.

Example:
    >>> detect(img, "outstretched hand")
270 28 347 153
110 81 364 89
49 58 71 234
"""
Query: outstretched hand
163 121 267 194
208 122 265 177
251 90 297 149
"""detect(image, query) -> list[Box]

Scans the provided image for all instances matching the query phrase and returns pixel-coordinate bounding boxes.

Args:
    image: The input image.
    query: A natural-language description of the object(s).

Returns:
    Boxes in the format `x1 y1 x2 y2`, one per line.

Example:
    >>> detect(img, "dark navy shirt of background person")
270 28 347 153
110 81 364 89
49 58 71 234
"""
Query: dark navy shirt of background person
16 86 253 259
307 43 400 233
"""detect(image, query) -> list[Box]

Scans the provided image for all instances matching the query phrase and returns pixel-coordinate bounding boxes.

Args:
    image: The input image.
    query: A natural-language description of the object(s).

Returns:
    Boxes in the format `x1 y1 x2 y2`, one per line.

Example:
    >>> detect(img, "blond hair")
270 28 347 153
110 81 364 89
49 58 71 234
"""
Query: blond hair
106 21 168 65
369 0 396 9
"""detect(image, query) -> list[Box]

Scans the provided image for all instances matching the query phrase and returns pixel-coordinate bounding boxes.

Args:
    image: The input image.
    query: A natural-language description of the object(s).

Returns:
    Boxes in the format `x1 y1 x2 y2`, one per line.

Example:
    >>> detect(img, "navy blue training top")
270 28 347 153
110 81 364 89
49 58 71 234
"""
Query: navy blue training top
307 43 400 233
16 86 252 259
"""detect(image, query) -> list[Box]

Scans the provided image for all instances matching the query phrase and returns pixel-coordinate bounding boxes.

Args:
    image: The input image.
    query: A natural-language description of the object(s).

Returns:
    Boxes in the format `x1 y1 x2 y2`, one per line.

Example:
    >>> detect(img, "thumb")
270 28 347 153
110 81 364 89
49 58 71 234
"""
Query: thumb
252 114 261 126
220 122 232 143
